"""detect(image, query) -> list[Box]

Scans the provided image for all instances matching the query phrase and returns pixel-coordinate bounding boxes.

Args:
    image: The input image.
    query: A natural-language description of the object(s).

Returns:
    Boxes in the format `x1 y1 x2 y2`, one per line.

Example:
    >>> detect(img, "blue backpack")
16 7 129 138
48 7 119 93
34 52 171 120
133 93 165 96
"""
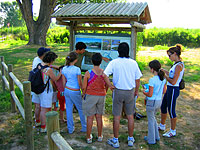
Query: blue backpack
28 63 50 94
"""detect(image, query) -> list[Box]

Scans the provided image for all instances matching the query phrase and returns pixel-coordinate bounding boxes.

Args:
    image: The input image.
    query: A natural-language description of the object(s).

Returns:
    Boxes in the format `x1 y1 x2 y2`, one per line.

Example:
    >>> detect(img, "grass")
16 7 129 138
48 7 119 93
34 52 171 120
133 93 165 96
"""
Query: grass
0 41 200 150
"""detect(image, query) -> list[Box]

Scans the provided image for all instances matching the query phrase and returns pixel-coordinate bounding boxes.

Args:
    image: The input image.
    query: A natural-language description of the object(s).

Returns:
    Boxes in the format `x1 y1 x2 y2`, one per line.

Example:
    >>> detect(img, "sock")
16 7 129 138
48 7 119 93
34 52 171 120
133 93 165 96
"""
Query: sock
160 123 165 127
113 137 118 142
36 120 40 123
128 136 133 140
41 125 46 129
170 129 176 133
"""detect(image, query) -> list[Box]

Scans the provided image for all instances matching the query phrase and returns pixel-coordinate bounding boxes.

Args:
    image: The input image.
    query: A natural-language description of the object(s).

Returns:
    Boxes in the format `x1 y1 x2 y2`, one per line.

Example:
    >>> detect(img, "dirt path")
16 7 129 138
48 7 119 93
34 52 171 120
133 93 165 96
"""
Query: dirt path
0 49 200 150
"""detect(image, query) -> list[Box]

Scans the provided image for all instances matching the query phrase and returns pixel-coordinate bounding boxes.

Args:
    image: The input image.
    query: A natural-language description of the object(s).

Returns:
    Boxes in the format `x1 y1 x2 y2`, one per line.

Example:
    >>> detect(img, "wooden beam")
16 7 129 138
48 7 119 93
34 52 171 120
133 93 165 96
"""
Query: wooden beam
130 26 137 60
69 21 76 52
130 21 146 29
74 26 131 31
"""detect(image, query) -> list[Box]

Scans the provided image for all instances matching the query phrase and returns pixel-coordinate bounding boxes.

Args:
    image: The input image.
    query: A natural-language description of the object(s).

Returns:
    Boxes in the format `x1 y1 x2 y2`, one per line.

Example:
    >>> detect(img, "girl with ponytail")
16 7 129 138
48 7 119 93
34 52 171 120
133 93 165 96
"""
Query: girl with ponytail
143 60 167 144
61 52 86 134
158 44 184 138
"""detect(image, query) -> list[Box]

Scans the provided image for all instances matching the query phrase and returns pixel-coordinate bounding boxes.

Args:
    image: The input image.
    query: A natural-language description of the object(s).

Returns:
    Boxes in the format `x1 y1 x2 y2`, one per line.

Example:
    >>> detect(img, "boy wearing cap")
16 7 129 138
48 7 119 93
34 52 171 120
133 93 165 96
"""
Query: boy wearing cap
32 47 50 127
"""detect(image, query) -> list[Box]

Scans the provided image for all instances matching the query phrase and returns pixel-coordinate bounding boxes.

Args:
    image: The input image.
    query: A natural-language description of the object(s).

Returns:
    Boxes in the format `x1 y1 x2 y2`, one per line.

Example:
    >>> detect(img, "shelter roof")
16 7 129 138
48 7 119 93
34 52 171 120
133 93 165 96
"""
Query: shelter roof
52 2 151 24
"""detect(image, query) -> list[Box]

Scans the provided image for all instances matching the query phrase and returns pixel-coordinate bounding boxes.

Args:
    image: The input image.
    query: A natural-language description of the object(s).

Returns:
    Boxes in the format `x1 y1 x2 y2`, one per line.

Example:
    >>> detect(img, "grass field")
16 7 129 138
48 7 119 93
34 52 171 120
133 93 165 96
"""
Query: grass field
0 40 200 150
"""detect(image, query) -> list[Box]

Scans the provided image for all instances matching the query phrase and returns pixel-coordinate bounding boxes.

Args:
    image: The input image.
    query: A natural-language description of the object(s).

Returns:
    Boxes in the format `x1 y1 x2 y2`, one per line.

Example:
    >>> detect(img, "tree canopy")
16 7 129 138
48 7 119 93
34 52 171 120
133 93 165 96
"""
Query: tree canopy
0 1 24 27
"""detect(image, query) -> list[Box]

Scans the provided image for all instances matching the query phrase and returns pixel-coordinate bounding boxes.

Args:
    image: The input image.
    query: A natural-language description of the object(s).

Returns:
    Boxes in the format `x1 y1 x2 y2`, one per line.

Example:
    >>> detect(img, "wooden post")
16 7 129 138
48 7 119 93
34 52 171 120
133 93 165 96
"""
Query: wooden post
46 111 60 150
23 81 34 150
130 26 137 60
0 56 5 91
8 64 16 112
69 21 75 52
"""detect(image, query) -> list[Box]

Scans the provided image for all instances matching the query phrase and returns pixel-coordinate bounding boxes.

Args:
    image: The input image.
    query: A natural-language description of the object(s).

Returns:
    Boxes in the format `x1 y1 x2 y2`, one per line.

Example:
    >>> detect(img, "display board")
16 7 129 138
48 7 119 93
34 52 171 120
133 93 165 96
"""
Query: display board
75 33 131 71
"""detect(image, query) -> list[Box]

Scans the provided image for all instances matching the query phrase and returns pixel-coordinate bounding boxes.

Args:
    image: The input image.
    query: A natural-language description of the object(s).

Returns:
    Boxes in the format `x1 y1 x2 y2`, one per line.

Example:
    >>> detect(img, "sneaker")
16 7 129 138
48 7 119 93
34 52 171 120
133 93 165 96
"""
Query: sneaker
158 123 166 131
40 127 47 133
128 137 135 147
97 135 103 142
107 138 120 148
163 129 176 137
35 122 41 127
87 134 93 144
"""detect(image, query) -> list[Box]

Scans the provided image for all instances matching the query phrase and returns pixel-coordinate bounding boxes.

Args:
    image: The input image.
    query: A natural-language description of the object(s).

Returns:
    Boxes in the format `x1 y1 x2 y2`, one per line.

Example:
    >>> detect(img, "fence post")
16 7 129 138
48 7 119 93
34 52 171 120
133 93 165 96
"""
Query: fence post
23 81 34 150
8 64 16 112
46 111 60 150
0 56 5 91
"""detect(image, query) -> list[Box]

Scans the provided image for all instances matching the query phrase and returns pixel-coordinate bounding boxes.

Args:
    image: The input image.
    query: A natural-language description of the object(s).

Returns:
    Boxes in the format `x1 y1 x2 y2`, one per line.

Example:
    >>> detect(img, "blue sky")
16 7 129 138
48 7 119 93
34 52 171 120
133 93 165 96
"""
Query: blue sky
1 0 200 29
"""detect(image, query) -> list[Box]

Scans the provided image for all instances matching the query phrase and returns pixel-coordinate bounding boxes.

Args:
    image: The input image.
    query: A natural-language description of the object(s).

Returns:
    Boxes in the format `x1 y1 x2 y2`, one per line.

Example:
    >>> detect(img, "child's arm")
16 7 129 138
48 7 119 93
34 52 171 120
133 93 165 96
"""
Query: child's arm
143 86 153 97
82 71 90 95
78 74 82 91
47 68 61 81
62 74 66 88
163 84 167 94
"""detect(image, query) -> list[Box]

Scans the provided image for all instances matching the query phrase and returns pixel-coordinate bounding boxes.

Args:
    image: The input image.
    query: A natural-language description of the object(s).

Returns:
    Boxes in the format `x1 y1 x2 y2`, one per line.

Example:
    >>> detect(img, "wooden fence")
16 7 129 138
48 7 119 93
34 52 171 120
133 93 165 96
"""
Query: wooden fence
0 56 73 150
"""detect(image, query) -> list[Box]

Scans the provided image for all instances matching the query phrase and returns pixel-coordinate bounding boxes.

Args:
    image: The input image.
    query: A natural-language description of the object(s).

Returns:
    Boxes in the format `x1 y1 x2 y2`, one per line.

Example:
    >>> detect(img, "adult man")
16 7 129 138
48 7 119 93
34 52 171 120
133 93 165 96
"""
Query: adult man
74 42 109 69
104 42 142 148
32 47 50 127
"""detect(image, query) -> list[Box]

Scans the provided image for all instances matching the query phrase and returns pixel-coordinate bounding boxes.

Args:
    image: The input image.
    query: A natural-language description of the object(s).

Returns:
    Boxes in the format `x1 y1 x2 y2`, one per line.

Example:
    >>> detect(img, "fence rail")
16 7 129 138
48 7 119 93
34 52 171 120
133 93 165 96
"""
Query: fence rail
0 56 73 150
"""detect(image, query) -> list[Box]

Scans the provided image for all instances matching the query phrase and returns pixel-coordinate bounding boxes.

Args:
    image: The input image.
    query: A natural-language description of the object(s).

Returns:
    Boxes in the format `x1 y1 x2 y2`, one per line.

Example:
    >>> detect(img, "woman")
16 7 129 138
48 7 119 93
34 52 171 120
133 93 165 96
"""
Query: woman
158 44 184 137
40 51 61 132
143 60 166 144
62 52 86 134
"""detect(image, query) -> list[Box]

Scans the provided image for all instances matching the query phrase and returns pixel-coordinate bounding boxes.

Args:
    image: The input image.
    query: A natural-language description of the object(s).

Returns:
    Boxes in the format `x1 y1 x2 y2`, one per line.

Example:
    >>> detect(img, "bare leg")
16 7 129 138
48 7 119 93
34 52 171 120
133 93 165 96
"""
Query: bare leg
35 103 41 122
95 114 103 137
113 116 120 138
127 115 134 137
161 113 167 125
87 115 94 139
171 117 177 130
40 107 51 127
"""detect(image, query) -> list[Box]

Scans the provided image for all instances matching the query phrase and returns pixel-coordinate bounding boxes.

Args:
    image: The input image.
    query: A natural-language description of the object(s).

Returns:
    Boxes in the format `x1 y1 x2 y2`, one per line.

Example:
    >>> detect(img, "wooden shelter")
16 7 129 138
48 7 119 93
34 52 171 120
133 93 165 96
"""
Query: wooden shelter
52 2 151 59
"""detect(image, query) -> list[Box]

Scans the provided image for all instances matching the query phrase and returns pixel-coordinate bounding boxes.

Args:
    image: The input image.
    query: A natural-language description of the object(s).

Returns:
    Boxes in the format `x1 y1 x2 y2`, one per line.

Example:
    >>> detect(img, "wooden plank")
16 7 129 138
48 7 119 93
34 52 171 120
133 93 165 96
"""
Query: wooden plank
11 91 25 119
130 21 146 29
131 26 137 60
2 62 8 72
9 72 24 95
74 26 131 31
2 76 9 89
51 132 73 150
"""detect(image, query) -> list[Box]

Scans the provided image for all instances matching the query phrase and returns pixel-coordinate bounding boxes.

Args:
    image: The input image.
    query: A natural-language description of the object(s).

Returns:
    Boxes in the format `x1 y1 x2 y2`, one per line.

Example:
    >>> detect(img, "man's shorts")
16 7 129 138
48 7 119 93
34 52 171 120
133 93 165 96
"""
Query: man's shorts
112 88 135 116
82 94 106 116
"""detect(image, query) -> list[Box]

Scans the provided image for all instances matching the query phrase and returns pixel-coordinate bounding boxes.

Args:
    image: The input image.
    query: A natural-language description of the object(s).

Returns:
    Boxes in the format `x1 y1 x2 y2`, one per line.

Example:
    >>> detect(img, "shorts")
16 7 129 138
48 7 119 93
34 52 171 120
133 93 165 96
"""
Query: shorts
32 92 40 104
39 91 53 108
57 91 65 111
82 94 106 116
52 92 58 103
112 88 135 116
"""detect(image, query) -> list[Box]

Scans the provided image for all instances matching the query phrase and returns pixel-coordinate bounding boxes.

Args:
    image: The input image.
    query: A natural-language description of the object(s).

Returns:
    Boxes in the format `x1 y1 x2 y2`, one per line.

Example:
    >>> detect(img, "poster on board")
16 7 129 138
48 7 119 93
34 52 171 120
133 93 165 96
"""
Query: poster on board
75 34 131 71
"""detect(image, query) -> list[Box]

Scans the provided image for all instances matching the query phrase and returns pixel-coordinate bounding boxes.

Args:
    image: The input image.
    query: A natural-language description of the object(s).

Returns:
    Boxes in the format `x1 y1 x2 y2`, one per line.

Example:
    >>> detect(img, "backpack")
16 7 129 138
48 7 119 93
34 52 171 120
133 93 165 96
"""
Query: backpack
28 63 50 94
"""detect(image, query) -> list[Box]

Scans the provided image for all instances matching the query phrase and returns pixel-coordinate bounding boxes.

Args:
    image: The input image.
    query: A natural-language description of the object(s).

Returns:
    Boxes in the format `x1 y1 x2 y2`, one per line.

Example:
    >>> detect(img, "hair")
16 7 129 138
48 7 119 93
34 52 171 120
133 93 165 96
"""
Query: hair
92 53 102 66
42 51 58 63
118 42 129 58
149 60 165 81
75 42 87 50
65 52 78 66
167 44 182 59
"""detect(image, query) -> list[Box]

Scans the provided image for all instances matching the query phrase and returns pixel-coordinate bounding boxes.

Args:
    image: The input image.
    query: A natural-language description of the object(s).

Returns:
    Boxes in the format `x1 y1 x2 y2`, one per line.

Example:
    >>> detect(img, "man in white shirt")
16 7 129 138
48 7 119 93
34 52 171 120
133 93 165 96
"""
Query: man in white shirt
104 42 142 148
32 47 50 127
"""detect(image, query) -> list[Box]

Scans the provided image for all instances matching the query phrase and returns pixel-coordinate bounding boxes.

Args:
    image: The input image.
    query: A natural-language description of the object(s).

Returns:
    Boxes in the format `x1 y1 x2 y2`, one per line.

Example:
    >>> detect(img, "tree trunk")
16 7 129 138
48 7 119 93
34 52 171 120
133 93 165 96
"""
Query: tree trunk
16 0 57 46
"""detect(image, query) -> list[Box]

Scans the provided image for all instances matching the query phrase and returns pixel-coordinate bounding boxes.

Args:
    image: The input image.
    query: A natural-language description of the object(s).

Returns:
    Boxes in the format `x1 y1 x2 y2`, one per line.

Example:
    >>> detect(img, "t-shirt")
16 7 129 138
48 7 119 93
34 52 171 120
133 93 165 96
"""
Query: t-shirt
32 56 43 70
75 50 93 69
62 65 81 89
104 57 142 90
147 76 166 100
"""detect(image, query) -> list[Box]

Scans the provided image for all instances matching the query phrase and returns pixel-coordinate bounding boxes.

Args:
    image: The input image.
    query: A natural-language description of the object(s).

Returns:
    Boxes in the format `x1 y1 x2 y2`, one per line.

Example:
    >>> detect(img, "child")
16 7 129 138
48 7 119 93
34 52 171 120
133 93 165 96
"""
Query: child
62 52 86 134
143 60 166 144
55 66 66 123
82 53 108 144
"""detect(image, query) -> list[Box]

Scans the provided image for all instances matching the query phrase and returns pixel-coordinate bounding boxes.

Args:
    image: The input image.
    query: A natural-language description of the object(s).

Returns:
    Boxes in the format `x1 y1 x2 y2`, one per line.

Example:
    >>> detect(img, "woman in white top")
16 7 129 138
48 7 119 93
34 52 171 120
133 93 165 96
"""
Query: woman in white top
158 44 184 137
39 51 61 132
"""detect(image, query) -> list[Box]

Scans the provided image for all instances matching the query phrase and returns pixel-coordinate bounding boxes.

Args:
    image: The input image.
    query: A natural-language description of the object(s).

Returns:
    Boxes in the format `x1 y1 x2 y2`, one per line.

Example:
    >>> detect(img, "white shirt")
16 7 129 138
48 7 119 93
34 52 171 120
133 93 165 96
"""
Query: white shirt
104 57 142 90
32 56 43 70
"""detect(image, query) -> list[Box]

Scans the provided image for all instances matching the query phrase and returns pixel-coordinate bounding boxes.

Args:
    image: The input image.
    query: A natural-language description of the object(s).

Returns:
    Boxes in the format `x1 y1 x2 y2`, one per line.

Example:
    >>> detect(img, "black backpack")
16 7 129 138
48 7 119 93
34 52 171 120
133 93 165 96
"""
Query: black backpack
28 63 50 94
